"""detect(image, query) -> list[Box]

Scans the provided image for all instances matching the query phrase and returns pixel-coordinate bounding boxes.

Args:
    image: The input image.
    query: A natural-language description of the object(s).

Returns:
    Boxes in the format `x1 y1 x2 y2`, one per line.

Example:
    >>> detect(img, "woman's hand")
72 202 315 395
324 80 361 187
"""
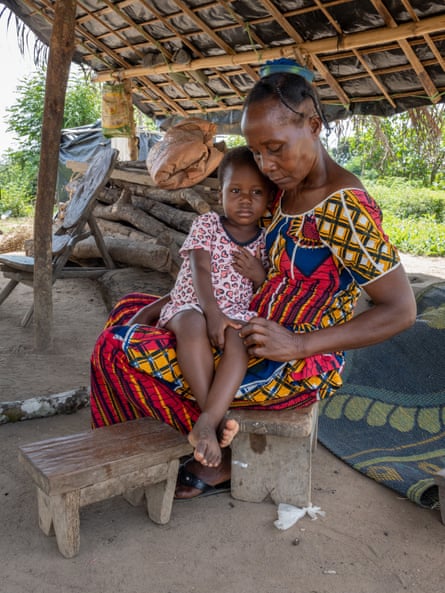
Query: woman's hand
239 317 305 361
232 247 266 288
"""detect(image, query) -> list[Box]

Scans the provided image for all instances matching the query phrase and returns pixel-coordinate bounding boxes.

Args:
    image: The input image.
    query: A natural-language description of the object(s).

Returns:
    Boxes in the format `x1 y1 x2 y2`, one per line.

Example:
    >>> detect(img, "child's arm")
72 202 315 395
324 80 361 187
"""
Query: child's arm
232 246 267 289
190 249 242 349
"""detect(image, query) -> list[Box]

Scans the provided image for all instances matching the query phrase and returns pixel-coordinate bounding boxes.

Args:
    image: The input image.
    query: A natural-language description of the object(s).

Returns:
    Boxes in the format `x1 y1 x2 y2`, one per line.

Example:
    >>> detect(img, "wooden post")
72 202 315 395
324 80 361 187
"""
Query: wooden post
124 79 138 161
33 0 77 351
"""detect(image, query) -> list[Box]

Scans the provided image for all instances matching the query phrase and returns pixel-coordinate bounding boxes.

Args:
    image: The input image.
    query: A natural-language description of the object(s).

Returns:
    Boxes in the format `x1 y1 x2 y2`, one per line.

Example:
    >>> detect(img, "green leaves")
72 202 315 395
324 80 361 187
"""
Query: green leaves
1 67 101 216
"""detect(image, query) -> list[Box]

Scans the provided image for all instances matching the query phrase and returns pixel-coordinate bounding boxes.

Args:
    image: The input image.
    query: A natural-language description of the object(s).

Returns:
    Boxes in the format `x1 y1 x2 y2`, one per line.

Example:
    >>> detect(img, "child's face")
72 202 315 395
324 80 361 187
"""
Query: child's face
221 163 270 227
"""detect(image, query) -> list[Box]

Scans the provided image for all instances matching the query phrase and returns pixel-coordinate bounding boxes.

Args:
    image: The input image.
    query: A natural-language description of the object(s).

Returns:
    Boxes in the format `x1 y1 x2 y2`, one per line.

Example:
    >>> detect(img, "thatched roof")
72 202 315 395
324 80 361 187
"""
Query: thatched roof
2 0 445 131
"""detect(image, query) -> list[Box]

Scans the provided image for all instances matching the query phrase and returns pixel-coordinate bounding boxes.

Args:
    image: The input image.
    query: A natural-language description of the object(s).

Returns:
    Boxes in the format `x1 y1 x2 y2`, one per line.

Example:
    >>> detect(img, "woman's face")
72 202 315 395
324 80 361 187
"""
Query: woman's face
241 97 320 191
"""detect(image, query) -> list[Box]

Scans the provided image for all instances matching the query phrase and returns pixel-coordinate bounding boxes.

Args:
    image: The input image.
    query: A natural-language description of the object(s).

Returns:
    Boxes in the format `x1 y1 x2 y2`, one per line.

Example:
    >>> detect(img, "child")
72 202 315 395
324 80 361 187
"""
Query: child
157 146 276 468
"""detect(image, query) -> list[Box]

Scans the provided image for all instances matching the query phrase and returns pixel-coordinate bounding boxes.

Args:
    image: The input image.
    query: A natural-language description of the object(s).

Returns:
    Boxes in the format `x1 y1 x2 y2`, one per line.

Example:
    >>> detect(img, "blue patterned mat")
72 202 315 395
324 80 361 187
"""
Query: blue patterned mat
318 281 445 508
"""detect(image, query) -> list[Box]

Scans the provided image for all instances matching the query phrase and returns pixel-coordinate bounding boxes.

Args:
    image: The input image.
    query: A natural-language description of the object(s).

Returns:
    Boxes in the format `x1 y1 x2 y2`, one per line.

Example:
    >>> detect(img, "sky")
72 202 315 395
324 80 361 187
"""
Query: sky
0 17 38 155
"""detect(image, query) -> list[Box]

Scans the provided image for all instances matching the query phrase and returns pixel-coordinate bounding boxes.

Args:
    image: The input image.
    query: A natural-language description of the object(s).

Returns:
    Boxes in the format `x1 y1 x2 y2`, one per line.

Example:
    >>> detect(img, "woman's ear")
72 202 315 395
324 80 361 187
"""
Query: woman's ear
308 113 322 136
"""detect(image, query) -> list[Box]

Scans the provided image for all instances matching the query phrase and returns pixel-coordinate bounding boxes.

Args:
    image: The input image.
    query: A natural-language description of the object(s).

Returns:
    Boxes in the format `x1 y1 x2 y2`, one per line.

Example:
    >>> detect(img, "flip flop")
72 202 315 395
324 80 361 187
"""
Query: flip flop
175 463 231 500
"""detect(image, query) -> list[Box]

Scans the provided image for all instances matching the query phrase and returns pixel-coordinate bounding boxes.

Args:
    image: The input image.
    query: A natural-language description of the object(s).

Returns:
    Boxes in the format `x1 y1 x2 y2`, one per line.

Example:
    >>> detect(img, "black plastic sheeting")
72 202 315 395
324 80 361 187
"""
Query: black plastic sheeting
57 121 162 201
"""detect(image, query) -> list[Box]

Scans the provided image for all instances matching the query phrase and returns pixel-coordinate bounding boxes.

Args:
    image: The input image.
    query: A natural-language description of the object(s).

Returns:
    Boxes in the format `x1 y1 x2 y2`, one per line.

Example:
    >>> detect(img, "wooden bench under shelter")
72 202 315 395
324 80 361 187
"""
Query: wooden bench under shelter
228 405 318 508
18 418 192 558
0 146 118 327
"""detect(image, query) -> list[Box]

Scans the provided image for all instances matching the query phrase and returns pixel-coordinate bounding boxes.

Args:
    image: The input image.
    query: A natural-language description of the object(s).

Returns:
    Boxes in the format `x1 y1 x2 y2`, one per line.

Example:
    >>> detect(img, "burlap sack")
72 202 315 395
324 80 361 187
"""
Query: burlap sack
146 118 224 189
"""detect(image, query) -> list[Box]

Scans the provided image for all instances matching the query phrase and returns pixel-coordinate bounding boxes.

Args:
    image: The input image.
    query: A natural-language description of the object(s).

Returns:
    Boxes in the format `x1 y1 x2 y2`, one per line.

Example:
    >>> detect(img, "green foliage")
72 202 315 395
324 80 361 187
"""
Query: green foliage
378 211 445 256
223 135 245 148
366 179 445 256
0 150 38 216
5 67 101 147
335 106 445 188
1 67 101 216
62 71 101 129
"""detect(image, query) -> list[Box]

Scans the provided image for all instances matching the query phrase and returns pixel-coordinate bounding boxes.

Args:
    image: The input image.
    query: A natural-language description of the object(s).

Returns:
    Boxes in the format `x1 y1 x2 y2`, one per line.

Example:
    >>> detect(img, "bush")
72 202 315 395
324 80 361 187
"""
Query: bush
366 179 445 255
0 151 37 216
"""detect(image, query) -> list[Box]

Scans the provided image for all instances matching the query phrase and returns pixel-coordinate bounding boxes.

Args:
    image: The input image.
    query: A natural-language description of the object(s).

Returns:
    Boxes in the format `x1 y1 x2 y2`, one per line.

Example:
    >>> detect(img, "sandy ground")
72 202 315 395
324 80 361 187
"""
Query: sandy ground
1 253 444 593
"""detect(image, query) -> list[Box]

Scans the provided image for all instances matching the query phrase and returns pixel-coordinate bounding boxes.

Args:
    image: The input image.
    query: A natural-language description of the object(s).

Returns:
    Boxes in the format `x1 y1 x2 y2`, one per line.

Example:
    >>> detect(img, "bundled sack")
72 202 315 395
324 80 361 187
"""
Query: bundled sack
146 118 224 189
102 81 133 138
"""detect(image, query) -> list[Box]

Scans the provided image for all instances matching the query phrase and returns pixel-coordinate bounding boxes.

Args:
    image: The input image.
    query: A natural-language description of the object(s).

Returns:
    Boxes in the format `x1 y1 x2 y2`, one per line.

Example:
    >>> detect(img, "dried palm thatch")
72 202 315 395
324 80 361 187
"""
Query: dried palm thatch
1 0 444 131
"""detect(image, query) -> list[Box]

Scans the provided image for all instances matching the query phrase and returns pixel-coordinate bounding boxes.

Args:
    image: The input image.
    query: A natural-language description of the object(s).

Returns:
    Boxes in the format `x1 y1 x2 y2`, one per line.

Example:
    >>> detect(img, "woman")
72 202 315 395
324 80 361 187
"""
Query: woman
90 58 416 499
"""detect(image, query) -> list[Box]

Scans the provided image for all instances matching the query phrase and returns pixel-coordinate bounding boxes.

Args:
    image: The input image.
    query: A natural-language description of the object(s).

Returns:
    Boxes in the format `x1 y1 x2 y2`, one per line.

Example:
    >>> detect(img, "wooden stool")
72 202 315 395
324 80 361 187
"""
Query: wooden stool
228 405 318 507
18 418 192 558
434 469 445 524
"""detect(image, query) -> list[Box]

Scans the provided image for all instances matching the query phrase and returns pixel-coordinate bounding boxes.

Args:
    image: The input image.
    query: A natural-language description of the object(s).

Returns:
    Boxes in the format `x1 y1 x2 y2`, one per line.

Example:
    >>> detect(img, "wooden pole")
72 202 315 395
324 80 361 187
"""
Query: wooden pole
33 0 77 351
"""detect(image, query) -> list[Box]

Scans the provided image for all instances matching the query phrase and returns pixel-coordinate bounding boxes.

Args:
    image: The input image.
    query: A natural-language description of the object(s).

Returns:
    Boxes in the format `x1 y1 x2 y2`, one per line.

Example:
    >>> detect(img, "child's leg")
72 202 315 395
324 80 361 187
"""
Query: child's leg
188 327 246 467
166 309 213 410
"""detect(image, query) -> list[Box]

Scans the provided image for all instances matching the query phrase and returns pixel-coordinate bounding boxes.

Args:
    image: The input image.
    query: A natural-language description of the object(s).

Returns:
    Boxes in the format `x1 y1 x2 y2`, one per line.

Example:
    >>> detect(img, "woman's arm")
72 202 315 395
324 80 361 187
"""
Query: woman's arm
128 294 170 325
240 265 416 360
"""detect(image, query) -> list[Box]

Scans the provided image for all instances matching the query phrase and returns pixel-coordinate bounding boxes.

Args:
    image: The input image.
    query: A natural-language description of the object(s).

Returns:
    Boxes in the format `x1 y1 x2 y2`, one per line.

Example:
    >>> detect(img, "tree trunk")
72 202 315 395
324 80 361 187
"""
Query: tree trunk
33 0 77 351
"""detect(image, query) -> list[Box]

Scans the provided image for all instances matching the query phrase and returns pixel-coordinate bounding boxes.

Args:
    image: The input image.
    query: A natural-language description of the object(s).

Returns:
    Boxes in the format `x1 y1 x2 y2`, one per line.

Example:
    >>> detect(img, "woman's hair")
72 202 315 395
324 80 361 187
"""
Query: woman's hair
243 71 329 129
218 145 276 194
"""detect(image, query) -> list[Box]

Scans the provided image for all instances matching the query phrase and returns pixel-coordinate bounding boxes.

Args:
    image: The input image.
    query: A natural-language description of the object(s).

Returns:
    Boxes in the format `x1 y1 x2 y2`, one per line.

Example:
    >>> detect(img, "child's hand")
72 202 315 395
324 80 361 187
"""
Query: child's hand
206 311 242 350
232 247 267 288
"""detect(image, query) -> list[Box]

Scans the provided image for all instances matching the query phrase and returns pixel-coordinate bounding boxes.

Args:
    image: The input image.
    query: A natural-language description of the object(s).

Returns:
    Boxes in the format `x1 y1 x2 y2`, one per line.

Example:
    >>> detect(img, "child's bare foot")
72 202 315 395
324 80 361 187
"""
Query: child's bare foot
188 412 221 467
218 417 239 448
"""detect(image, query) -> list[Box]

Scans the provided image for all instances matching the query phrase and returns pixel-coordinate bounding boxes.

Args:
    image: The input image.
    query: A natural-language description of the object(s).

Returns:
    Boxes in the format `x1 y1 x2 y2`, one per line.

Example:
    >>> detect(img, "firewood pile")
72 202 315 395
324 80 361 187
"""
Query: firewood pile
67 159 222 277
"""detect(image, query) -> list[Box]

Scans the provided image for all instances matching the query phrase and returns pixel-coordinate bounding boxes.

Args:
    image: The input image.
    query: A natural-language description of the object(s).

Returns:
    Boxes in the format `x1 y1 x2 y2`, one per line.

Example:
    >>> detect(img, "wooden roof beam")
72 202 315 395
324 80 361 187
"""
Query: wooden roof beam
96 0 223 105
93 14 445 82
309 54 350 107
370 0 440 103
76 0 215 113
173 0 258 82
136 0 242 101
255 0 350 106
396 0 445 73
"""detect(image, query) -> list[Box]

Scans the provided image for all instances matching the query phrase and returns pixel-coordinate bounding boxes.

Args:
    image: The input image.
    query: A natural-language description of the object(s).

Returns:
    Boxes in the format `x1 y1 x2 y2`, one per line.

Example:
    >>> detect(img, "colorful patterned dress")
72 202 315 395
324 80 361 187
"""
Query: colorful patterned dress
90 188 400 430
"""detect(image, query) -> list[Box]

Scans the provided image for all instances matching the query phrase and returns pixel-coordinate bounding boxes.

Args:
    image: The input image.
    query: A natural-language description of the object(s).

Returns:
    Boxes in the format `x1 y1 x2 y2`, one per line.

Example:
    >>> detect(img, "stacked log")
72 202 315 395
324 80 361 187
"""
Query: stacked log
67 159 222 277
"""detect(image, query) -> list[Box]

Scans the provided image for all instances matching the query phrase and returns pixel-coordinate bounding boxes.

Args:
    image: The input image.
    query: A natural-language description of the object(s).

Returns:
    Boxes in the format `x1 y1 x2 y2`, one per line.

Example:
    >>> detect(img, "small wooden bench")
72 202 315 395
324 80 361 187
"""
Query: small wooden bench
228 404 318 507
18 417 192 558
434 469 445 524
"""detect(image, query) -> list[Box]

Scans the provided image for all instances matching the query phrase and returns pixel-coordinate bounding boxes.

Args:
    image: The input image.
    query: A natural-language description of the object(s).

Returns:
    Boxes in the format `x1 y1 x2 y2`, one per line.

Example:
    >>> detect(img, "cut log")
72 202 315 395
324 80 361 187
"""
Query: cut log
94 192 173 244
95 218 157 242
181 188 212 214
94 219 183 269
104 181 217 213
97 268 175 311
0 388 89 424
132 195 197 233
72 236 173 273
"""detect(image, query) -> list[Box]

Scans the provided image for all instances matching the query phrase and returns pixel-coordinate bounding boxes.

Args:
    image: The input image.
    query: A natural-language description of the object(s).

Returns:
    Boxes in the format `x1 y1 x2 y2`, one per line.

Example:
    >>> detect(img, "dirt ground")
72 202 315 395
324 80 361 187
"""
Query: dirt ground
1 253 445 593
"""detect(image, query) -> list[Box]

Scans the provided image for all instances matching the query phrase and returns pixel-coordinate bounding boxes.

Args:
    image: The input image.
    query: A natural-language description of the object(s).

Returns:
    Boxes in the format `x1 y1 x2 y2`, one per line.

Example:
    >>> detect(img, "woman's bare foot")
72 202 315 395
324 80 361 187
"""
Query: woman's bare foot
188 412 221 467
218 417 239 448
175 449 231 499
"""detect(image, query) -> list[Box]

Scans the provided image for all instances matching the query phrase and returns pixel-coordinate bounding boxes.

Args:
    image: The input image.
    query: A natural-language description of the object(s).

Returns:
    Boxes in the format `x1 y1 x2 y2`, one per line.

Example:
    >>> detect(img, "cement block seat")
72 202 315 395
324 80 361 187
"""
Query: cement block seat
228 404 318 507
